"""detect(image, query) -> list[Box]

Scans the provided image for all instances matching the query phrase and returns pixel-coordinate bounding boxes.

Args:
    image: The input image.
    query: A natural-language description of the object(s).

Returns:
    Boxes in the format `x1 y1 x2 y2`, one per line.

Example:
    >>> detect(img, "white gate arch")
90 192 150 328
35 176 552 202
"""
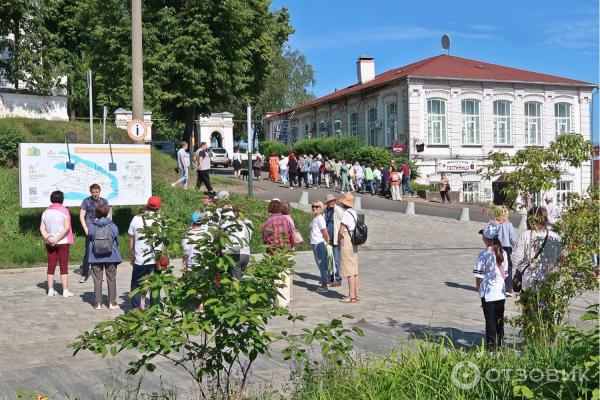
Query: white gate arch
196 112 234 156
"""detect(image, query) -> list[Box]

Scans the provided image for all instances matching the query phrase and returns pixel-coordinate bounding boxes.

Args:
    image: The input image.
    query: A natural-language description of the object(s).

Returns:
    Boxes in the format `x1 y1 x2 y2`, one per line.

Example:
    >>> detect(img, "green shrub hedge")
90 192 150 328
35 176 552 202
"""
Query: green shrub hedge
0 122 24 168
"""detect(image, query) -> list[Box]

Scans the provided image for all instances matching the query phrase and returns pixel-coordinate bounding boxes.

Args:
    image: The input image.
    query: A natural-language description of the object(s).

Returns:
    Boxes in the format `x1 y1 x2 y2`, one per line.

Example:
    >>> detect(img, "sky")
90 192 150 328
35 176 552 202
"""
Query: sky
271 0 599 142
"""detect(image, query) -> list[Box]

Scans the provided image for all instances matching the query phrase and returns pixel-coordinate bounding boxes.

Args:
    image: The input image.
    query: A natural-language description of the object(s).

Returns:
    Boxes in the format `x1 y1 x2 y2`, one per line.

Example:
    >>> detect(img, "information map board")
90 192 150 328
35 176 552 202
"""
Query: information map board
19 143 152 208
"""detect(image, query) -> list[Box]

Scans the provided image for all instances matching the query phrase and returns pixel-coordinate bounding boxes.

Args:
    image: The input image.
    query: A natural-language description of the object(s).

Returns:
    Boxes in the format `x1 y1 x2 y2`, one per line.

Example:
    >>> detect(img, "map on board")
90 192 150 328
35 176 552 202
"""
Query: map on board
19 143 152 208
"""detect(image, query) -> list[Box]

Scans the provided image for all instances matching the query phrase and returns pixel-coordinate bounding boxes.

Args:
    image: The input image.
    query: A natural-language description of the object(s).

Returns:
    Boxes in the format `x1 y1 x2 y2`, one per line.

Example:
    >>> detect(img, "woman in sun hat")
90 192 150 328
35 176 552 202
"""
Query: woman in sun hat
338 193 359 303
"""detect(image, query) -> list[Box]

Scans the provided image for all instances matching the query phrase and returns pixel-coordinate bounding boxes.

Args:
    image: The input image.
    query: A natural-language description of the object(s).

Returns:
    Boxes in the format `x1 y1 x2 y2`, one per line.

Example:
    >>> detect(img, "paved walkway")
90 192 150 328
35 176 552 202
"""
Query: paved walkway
0 209 594 399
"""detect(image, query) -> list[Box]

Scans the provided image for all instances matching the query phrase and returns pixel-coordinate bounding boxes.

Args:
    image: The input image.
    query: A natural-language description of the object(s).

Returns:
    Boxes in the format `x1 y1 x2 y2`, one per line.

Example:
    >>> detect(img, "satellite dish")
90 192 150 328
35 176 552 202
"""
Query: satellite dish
441 34 451 54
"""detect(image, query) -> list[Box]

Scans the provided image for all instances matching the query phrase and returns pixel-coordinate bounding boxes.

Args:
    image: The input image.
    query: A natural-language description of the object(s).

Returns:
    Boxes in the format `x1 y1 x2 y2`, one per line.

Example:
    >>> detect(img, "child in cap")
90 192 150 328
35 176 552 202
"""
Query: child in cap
181 211 208 271
473 223 508 350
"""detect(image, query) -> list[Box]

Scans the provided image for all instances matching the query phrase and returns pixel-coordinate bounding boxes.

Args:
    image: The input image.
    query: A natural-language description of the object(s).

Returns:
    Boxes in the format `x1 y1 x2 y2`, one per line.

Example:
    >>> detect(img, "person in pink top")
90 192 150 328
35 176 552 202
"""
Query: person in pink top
40 190 75 298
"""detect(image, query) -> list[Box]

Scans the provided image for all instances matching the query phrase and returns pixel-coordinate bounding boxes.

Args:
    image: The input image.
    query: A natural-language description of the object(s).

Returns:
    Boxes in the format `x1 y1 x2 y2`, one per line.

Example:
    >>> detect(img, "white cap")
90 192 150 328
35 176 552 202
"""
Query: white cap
214 190 230 200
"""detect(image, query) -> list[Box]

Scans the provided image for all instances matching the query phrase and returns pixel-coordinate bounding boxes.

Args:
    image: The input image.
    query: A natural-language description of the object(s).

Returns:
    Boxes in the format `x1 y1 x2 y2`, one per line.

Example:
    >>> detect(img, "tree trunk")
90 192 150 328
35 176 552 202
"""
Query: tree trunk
183 106 195 149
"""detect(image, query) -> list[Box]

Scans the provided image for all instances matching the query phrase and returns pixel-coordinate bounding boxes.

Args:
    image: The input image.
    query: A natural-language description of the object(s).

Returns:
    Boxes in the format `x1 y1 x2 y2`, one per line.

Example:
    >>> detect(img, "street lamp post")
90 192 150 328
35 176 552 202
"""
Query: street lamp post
247 104 253 197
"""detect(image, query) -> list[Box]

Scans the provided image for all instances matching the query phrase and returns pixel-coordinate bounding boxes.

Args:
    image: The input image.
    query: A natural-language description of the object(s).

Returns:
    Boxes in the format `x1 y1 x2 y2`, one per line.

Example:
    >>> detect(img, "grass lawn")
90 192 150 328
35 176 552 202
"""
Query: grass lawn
0 118 310 268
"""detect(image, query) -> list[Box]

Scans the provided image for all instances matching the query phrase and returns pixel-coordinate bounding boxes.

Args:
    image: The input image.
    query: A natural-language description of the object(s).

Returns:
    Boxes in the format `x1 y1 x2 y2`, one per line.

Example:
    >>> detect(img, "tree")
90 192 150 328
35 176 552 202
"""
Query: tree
0 0 67 94
482 134 598 342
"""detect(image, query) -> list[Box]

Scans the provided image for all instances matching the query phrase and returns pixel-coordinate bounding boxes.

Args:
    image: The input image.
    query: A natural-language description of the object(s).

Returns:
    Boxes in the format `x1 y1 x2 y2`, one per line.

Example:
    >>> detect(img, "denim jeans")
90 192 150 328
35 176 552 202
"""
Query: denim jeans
280 168 287 183
402 175 414 195
311 242 329 286
366 179 374 194
174 168 188 186
329 244 341 282
130 264 158 310
312 171 320 186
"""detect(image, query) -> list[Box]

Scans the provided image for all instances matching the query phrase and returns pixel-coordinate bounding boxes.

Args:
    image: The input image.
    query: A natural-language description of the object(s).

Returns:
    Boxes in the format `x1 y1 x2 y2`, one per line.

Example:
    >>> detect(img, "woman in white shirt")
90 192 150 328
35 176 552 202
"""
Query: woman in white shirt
473 223 507 350
338 194 359 303
40 190 75 298
309 201 330 293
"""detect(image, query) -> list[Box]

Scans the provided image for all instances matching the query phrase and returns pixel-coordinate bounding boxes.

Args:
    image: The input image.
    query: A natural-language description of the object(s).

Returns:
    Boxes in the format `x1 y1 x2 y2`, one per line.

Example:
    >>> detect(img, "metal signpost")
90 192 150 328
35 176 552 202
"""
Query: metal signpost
247 104 253 197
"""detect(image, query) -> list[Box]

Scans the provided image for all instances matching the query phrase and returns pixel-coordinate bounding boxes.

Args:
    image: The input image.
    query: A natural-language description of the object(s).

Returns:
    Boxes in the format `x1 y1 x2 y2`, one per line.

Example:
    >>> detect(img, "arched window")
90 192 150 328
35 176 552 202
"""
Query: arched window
348 113 358 137
461 99 480 145
333 119 342 136
427 99 446 145
493 100 511 145
318 120 327 137
385 103 398 146
525 102 542 145
366 107 377 146
554 103 571 135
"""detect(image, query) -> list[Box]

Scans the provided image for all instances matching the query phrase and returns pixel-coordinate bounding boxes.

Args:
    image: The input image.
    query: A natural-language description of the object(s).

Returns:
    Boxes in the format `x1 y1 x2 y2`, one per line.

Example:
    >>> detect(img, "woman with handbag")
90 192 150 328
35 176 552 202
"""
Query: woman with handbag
309 201 330 293
513 206 562 338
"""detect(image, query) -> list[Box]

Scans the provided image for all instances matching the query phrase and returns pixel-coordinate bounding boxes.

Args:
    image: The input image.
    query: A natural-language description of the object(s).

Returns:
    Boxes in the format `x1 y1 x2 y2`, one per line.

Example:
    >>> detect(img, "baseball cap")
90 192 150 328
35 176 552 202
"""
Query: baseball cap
214 190 230 200
191 210 203 224
271 197 281 202
147 196 161 211
478 223 500 240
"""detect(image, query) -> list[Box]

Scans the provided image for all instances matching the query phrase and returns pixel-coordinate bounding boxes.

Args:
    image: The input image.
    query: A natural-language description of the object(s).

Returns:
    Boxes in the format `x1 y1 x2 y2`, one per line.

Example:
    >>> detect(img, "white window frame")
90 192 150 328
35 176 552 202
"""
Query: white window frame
427 99 447 145
333 119 342 136
461 99 480 145
385 103 398 146
525 102 542 146
556 180 572 205
318 120 327 137
554 103 571 136
493 100 511 145
349 113 358 137
462 182 480 203
366 107 377 146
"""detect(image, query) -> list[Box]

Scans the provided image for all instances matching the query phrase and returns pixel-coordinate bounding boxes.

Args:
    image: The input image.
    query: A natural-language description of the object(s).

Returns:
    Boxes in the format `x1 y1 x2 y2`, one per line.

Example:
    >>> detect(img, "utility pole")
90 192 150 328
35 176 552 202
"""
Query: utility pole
131 0 144 121
247 104 253 197
87 69 93 143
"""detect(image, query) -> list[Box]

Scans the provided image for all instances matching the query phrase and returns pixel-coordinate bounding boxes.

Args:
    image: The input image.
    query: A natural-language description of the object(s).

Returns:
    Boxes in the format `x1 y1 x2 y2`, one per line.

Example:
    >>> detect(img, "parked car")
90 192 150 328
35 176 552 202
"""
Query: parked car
210 147 230 167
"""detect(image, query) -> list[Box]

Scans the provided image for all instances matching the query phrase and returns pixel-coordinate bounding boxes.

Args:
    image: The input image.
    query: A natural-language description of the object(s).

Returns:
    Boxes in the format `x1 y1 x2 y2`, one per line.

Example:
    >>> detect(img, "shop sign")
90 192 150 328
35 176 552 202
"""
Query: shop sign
436 159 477 172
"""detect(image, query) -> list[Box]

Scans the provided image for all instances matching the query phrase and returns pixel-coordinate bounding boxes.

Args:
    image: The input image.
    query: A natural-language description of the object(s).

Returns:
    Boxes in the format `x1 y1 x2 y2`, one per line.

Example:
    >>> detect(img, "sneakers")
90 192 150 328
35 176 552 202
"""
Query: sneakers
62 289 74 298
108 304 120 310
316 286 328 293
79 275 87 283
47 288 55 297
95 303 102 310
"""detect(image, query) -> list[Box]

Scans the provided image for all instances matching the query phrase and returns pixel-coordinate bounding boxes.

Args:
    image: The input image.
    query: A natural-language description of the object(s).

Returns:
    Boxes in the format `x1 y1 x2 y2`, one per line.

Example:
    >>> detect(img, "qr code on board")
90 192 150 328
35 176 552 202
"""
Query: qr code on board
29 187 37 195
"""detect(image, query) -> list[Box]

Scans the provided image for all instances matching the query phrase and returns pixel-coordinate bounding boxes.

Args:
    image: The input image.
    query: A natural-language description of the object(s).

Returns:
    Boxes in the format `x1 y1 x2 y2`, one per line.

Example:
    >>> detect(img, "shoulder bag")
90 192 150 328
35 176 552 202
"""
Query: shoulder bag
512 231 549 293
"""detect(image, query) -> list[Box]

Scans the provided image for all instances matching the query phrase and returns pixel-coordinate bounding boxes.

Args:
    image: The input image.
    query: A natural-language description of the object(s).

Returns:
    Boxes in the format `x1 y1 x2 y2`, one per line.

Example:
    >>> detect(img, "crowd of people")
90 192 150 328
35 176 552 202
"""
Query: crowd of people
265 152 416 201
40 181 365 310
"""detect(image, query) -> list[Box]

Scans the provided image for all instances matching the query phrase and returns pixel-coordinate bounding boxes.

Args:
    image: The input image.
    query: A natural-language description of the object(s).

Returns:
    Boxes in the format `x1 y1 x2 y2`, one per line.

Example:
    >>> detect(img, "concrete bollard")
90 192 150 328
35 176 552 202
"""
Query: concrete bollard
354 196 362 210
405 201 415 215
299 191 309 205
458 207 470 222
518 213 528 230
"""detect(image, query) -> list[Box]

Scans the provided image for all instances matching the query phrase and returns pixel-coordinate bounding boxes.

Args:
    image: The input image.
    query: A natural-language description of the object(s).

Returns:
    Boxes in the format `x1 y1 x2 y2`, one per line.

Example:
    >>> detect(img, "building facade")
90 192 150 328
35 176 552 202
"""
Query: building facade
264 54 595 203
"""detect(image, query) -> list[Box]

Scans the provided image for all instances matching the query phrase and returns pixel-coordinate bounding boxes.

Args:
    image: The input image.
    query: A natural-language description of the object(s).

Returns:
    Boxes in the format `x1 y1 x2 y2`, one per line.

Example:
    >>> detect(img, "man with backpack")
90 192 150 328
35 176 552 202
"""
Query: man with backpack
87 204 122 310
79 183 111 283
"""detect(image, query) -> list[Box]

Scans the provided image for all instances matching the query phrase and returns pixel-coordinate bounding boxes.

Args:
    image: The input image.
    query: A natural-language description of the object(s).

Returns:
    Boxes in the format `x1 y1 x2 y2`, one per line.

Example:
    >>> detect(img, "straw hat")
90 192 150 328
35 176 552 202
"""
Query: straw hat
339 193 354 208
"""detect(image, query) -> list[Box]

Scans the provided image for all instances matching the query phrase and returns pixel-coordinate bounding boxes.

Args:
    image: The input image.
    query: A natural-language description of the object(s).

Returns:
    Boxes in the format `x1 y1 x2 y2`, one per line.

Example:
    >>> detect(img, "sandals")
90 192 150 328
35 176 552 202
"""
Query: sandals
339 297 359 303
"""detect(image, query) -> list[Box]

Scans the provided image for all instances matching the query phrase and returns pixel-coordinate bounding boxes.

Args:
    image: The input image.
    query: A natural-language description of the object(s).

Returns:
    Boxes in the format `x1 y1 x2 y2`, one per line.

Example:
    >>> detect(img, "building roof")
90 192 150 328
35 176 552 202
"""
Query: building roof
272 54 596 116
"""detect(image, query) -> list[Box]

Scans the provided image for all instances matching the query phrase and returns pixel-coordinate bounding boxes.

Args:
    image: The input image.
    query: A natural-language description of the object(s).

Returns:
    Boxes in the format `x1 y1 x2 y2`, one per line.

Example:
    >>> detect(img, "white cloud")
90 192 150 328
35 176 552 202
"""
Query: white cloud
542 19 599 53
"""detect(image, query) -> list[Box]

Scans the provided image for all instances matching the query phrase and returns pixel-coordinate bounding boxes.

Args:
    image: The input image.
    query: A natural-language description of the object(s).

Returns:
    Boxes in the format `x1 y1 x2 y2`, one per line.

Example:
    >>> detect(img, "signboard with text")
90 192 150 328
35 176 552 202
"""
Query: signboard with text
435 159 477 173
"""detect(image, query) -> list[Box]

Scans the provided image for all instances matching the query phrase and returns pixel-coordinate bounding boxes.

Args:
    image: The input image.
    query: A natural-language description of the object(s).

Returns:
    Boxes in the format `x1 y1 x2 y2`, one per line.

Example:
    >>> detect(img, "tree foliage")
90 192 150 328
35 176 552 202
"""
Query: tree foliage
482 134 598 342
70 203 362 398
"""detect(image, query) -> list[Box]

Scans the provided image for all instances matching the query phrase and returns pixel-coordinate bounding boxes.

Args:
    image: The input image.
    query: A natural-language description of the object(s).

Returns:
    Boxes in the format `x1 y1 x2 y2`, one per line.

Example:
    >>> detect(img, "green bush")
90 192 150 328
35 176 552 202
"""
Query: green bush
280 306 600 400
0 122 25 167
259 140 291 157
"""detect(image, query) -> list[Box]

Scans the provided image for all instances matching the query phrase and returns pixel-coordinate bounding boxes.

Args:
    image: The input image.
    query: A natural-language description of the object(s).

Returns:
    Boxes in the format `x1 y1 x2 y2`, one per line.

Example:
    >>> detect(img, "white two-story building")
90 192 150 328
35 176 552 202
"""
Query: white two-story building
264 54 596 204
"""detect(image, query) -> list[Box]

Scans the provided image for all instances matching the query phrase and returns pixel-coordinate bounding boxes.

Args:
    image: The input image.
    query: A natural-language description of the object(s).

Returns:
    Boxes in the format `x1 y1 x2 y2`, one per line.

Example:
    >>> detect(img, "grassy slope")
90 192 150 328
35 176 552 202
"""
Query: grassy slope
0 118 309 268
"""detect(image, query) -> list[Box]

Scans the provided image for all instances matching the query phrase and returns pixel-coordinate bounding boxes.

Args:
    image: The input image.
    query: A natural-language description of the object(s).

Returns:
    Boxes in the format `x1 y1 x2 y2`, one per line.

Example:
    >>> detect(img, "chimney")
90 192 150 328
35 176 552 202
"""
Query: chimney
356 56 375 84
